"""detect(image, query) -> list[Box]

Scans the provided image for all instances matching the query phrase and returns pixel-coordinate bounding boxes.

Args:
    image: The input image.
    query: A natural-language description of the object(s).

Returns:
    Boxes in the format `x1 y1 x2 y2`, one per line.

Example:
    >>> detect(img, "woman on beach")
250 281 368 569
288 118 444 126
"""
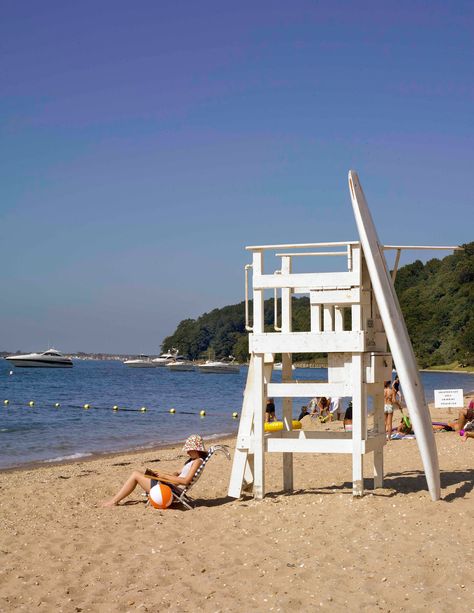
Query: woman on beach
384 380 397 440
101 434 207 507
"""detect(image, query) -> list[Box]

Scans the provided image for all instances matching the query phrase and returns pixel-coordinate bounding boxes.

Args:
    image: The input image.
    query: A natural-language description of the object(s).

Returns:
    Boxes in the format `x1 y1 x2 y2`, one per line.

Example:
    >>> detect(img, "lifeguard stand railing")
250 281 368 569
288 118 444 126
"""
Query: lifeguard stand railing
228 240 391 500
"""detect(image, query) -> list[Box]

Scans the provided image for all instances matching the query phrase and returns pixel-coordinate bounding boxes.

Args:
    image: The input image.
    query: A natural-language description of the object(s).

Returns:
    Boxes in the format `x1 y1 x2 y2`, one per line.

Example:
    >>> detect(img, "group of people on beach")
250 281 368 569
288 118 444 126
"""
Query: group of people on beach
102 384 474 508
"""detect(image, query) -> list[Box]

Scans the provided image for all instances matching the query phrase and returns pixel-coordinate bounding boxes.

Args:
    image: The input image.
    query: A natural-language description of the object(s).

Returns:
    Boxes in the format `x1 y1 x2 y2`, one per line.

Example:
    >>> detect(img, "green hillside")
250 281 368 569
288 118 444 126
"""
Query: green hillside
162 242 473 367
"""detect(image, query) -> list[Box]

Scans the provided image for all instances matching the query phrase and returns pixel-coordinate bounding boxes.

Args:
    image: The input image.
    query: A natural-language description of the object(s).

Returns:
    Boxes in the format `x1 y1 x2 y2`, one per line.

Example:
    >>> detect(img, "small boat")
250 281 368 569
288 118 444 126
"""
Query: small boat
123 355 156 368
152 348 179 367
198 356 240 374
167 356 195 372
5 348 73 368
273 363 296 371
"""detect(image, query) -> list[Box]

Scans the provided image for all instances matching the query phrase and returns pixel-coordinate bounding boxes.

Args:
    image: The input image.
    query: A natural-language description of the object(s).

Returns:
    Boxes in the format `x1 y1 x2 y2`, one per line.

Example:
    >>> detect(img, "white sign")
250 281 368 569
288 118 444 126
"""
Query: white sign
434 389 464 409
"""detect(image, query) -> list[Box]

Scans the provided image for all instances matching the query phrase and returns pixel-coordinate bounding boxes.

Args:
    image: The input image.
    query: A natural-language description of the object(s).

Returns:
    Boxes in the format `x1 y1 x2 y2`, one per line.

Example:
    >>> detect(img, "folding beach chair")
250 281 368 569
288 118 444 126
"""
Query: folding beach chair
162 444 231 510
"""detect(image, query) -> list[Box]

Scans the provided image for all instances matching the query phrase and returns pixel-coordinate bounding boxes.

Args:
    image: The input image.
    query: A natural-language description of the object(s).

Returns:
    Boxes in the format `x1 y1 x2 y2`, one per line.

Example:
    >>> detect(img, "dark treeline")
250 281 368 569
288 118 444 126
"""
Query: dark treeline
162 243 474 367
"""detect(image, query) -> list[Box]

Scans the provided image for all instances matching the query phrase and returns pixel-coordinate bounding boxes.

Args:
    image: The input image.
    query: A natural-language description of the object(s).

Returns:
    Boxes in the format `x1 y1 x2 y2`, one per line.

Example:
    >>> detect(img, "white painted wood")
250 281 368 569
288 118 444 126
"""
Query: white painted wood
348 170 440 501
246 241 361 251
227 355 256 498
253 271 359 290
323 305 334 331
281 254 294 492
310 288 364 305
334 306 344 332
267 438 353 454
249 331 366 353
252 354 265 500
267 382 352 398
228 356 274 498
352 354 364 496
310 304 321 332
373 391 385 488
351 304 362 331
252 252 264 334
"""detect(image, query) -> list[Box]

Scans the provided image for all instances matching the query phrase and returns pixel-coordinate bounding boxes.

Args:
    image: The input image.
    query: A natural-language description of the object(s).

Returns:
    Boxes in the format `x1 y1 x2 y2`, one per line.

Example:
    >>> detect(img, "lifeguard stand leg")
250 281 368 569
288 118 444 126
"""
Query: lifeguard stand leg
281 254 294 492
282 353 293 491
373 391 384 488
352 354 365 496
253 353 265 500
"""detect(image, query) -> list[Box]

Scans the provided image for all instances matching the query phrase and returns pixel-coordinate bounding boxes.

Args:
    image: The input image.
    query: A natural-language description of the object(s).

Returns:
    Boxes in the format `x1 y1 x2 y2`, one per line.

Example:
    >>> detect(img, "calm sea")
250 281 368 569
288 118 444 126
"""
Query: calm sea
1 359 473 470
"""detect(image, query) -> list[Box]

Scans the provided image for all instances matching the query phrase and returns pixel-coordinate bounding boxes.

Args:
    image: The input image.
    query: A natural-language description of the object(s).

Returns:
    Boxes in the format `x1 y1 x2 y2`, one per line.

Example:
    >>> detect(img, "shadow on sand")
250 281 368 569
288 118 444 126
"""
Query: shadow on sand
256 468 474 503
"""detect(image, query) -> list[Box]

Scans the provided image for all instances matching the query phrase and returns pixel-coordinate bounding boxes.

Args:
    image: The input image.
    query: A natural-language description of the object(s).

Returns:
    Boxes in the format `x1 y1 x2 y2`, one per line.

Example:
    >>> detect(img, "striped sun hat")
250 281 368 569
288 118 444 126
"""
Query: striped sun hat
182 434 206 453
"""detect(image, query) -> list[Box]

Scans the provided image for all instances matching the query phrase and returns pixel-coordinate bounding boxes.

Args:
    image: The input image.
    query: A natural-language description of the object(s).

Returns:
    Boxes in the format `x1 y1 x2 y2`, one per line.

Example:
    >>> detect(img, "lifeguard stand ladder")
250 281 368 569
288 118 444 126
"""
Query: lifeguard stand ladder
228 239 391 499
228 171 456 501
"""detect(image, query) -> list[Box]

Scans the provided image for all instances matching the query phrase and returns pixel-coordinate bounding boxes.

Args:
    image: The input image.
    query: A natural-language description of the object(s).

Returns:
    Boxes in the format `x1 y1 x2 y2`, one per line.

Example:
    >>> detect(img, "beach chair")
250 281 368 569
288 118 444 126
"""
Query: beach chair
164 444 231 510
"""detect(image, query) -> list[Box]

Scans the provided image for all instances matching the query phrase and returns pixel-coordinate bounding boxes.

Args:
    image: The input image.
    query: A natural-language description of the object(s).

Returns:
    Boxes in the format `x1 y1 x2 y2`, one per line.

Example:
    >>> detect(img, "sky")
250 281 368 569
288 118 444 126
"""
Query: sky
1 1 473 354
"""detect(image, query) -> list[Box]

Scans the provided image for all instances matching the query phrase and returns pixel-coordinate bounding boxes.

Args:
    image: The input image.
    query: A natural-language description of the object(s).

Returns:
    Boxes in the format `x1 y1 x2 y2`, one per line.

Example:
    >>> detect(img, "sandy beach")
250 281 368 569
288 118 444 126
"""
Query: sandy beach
1 397 473 613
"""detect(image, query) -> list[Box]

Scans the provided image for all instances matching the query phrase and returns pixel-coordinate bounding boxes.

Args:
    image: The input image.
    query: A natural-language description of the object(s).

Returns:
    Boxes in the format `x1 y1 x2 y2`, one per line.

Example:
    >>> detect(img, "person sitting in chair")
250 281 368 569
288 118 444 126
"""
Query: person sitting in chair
101 434 207 507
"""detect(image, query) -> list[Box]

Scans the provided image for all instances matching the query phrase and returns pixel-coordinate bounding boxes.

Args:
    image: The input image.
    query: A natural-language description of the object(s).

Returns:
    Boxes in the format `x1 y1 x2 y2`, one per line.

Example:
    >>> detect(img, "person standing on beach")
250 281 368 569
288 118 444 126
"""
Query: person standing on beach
392 374 404 414
384 380 397 440
265 398 276 422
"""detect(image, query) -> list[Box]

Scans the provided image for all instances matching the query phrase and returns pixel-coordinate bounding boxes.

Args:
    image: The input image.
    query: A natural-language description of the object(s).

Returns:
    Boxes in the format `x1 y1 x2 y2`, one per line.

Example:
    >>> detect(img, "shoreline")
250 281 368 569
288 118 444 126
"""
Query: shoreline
0 430 238 474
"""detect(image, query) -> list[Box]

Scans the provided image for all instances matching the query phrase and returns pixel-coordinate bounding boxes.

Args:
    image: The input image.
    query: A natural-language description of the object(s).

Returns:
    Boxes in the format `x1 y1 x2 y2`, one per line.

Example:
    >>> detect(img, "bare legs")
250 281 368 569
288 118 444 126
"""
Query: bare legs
101 471 151 507
384 410 393 440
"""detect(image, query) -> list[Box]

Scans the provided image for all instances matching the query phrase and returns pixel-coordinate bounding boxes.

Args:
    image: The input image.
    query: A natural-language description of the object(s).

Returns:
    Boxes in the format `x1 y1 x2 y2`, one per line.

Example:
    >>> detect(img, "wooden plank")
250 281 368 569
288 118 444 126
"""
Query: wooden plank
267 382 352 398
310 288 368 305
253 271 360 290
250 331 366 354
352 353 364 496
280 256 294 492
267 437 353 454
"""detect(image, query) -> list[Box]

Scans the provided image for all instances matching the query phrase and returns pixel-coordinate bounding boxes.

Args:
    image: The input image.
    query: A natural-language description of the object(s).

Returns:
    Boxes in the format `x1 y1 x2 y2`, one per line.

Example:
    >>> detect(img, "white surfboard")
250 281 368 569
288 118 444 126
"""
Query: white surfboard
348 170 440 501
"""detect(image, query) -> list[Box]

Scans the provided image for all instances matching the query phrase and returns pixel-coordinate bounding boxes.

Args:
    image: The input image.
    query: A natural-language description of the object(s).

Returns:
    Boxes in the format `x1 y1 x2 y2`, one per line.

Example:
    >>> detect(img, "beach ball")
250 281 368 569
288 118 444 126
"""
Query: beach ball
149 483 173 509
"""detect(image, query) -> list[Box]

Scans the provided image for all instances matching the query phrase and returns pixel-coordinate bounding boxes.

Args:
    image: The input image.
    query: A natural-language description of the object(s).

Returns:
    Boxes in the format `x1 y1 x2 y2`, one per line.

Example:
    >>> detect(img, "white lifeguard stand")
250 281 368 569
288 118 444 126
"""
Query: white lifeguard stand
228 171 459 501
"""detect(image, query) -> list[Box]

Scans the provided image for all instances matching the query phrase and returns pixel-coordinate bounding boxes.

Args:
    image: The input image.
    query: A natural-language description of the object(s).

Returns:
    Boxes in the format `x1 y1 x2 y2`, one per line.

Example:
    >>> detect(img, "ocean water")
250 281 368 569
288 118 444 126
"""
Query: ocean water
1 359 473 470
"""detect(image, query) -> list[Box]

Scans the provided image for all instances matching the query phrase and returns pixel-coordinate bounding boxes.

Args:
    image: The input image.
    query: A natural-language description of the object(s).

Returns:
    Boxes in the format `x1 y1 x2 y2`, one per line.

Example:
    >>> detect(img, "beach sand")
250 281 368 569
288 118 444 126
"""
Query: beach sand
1 397 473 612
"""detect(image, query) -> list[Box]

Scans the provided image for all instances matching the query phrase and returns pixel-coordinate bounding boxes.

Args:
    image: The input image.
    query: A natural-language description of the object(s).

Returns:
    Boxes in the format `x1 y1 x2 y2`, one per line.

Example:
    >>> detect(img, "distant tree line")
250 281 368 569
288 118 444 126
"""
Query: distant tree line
162 242 473 367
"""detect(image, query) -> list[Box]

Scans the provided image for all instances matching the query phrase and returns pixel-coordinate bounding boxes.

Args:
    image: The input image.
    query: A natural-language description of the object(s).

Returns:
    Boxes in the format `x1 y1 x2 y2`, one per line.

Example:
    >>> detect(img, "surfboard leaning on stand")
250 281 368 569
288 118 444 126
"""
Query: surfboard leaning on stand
348 170 440 501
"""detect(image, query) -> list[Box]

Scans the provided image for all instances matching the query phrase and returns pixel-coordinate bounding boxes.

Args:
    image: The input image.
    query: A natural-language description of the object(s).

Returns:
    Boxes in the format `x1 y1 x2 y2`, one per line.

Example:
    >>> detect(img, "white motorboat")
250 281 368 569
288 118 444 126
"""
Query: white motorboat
273 362 296 371
5 348 73 368
123 355 156 368
198 357 240 374
152 348 179 367
167 356 195 372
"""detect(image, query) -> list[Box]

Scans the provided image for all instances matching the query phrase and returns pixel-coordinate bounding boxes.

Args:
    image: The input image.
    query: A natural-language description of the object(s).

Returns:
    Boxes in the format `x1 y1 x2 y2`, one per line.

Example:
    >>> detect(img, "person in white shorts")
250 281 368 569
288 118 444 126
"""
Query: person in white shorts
384 380 397 440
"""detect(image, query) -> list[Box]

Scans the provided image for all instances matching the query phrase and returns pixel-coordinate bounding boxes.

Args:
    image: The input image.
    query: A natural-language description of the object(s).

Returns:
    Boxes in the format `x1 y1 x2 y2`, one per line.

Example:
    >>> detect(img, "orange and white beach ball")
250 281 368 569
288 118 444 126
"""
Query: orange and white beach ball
149 483 173 509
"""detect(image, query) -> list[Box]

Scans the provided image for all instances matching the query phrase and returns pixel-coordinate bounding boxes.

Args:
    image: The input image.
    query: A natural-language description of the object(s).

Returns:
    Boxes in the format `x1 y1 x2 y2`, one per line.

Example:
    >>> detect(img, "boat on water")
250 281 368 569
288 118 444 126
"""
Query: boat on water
167 356 195 372
123 355 156 368
198 356 240 374
152 349 179 367
273 363 296 371
5 348 73 368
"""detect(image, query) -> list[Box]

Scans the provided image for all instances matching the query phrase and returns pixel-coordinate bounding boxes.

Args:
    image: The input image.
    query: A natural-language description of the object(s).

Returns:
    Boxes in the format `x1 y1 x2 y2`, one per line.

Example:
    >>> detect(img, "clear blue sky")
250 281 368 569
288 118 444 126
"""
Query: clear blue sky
1 1 473 353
